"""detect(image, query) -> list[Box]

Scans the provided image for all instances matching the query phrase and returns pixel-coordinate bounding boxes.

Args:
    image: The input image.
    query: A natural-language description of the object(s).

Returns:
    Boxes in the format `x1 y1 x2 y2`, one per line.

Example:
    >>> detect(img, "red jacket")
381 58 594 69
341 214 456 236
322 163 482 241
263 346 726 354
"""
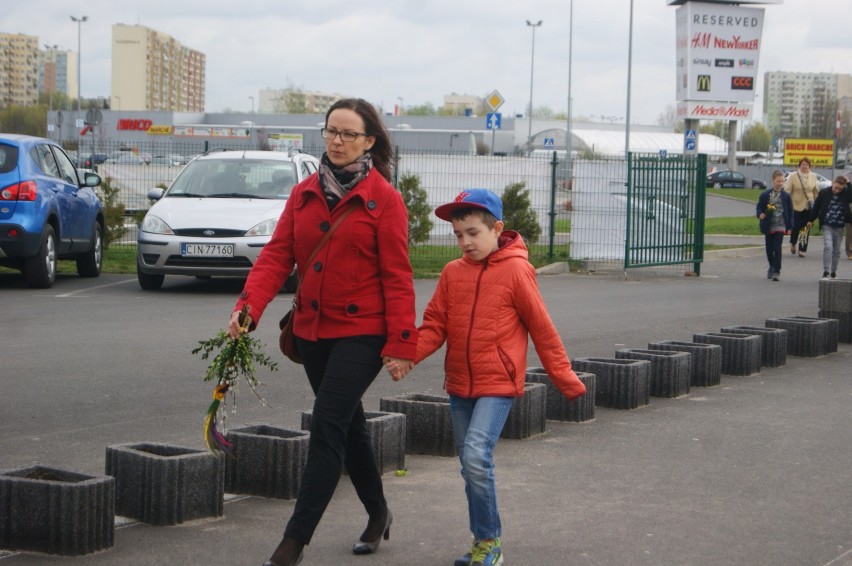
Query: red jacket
234 168 419 360
415 231 586 400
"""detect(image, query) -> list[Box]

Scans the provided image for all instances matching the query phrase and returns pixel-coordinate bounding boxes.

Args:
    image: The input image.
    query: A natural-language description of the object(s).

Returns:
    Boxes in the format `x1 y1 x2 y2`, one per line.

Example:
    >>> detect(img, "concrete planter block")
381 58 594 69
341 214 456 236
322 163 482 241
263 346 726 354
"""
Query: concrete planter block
379 393 456 457
0 465 114 556
571 358 651 410
614 348 691 398
819 278 852 312
224 425 309 499
693 332 762 377
500 382 547 439
647 341 722 387
766 316 839 357
526 367 596 422
720 325 788 368
818 311 851 343
301 411 406 474
105 442 224 526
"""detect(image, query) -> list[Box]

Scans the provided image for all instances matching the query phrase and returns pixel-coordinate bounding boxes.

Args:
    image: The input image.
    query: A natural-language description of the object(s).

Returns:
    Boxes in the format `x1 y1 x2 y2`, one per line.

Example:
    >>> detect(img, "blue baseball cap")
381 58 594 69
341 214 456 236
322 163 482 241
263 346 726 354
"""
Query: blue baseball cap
434 188 503 221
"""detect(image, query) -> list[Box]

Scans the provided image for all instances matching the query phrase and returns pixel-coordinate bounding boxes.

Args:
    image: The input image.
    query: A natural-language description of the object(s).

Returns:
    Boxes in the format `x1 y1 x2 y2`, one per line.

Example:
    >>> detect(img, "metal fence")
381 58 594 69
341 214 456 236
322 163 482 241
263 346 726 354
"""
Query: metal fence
72 140 711 271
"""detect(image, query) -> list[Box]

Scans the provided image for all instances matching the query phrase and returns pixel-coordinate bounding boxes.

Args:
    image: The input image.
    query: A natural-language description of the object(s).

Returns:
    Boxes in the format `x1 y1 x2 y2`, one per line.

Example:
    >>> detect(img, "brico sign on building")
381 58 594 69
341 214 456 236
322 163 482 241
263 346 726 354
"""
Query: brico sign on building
674 1 766 121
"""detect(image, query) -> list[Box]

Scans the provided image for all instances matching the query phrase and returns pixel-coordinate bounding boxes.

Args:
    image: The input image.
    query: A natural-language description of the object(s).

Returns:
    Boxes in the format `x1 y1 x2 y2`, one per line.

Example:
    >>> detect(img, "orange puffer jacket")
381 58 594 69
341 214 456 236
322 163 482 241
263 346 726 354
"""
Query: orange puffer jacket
416 231 586 400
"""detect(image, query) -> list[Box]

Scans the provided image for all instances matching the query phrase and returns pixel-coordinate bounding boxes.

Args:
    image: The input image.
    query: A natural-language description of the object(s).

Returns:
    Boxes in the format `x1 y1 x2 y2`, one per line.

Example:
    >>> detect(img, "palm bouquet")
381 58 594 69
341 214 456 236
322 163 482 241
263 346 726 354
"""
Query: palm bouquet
192 306 278 453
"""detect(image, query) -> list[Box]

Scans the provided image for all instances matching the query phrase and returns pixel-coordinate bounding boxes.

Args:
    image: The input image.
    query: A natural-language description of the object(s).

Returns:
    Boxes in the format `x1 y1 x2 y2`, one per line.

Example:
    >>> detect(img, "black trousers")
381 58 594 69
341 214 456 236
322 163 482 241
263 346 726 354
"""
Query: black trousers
284 334 387 545
764 231 784 274
791 209 811 252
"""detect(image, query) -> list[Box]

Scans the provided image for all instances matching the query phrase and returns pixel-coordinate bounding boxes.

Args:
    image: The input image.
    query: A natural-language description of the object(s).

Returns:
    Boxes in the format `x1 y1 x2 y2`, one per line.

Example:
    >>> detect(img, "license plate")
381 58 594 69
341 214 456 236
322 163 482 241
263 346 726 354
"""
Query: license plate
181 243 235 257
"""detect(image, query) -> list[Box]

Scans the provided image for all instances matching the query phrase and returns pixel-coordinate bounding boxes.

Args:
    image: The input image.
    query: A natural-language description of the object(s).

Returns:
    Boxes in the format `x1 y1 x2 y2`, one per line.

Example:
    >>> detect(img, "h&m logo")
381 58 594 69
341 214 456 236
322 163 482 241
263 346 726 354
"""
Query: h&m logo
697 75 711 92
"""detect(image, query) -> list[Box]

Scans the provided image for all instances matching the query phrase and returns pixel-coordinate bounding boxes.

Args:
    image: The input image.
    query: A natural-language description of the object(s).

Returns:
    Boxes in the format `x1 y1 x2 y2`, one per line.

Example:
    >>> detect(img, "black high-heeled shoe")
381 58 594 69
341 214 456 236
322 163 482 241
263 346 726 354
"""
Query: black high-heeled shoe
352 509 393 555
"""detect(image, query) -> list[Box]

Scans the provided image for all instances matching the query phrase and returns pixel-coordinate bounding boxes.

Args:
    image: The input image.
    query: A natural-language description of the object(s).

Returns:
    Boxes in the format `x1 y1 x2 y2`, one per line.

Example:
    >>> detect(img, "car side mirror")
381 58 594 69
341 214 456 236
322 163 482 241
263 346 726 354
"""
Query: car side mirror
147 188 165 201
82 172 102 187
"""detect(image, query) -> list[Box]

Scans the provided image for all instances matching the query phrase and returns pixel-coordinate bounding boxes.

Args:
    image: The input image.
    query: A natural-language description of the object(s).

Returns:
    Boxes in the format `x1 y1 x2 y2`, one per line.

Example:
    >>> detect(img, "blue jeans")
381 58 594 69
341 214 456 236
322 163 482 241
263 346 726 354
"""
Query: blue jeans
822 225 844 274
449 395 514 540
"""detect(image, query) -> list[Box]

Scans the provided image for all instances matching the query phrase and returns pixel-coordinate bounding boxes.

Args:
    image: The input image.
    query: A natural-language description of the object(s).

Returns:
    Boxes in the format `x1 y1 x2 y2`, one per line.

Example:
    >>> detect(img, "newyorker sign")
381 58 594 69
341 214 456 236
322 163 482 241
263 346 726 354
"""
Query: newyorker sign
674 1 765 117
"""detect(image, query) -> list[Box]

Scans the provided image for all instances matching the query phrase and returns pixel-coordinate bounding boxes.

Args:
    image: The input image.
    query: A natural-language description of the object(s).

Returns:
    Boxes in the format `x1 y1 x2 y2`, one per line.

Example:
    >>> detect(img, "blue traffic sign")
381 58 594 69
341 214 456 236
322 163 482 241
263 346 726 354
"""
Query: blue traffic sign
486 112 502 130
684 129 697 151
543 137 555 148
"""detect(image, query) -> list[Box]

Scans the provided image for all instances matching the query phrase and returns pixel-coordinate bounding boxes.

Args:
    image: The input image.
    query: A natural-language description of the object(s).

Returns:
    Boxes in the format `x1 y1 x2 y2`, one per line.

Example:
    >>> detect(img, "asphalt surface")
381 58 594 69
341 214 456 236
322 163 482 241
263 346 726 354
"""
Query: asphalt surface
1 237 852 565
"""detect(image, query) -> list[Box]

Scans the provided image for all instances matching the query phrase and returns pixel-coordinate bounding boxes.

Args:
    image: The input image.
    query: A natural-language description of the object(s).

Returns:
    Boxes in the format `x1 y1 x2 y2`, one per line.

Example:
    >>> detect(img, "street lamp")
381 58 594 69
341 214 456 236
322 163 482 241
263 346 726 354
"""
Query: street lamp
526 19 542 154
249 95 255 113
70 15 87 146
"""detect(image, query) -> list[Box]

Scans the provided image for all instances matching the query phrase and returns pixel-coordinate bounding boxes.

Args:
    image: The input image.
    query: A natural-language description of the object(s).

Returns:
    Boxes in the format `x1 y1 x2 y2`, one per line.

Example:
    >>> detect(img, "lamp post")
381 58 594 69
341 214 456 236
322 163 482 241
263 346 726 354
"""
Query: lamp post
249 95 254 113
526 19 542 155
70 15 87 145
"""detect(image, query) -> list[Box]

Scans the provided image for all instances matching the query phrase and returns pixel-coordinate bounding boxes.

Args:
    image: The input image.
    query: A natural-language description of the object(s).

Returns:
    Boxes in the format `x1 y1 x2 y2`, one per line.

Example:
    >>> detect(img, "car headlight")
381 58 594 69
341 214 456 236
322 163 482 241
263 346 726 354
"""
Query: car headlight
245 219 278 237
140 214 174 234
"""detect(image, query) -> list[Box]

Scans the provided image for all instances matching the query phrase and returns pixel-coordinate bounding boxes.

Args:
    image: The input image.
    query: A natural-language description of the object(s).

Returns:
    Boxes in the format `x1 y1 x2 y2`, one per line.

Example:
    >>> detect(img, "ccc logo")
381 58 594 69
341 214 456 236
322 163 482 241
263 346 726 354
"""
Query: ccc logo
697 75 711 92
731 76 753 90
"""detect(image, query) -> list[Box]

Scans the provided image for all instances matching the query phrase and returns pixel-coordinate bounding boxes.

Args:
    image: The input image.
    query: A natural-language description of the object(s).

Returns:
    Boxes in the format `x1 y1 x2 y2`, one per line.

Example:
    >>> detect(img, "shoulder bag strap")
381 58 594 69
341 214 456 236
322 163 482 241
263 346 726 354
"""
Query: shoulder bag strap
796 172 809 199
297 200 359 287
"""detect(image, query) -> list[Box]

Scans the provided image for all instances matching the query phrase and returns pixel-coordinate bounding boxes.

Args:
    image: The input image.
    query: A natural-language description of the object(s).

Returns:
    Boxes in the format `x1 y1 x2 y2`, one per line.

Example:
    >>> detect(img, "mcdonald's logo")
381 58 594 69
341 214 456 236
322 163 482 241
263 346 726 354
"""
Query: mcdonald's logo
697 75 711 92
731 76 753 90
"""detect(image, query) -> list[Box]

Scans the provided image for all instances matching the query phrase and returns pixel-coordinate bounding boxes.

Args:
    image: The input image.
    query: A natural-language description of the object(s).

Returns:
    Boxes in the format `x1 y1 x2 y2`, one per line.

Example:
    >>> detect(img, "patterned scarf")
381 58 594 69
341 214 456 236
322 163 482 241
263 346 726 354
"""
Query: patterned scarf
319 152 373 208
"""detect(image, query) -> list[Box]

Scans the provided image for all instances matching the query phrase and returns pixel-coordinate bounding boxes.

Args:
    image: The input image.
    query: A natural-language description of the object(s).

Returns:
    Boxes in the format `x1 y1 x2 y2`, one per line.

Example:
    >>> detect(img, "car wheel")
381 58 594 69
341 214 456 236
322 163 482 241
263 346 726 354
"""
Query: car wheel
76 223 103 277
713 182 722 188
23 225 57 288
137 260 165 290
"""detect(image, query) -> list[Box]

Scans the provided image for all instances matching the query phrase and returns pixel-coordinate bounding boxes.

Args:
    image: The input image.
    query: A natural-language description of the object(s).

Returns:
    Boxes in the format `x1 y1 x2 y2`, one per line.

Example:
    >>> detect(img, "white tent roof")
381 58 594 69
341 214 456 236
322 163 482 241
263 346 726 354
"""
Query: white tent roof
571 129 728 157
572 129 728 155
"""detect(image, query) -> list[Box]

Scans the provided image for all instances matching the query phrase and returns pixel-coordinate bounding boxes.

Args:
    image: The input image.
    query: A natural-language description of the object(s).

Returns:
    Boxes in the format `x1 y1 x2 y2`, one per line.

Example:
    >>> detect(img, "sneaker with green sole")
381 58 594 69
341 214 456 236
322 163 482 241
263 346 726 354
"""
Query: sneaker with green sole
469 538 503 565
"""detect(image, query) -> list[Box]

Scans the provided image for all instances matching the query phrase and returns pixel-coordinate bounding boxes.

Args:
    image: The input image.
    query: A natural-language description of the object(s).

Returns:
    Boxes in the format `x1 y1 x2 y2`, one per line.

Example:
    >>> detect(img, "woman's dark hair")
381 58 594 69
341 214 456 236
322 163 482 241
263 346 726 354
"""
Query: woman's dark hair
325 98 394 181
798 157 811 167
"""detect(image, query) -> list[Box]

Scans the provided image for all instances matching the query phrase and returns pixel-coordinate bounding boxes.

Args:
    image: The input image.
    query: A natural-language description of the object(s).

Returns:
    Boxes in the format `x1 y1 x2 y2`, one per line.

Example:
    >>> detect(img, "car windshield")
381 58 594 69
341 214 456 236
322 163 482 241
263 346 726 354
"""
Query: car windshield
165 159 298 199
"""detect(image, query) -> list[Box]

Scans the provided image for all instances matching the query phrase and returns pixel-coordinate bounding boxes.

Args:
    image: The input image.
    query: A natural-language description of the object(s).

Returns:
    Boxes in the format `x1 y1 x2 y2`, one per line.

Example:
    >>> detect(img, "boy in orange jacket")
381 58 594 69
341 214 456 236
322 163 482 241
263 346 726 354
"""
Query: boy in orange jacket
386 188 586 566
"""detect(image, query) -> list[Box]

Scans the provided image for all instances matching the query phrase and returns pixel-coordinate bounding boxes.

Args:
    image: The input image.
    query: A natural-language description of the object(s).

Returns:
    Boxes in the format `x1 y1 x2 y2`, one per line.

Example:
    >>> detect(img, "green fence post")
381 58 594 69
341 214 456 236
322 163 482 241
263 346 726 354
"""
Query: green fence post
548 151 558 261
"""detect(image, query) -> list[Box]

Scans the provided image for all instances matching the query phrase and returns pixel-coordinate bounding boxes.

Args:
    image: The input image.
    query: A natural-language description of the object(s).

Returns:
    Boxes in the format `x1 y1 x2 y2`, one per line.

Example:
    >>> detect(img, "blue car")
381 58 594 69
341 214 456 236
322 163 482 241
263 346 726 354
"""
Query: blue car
0 134 104 288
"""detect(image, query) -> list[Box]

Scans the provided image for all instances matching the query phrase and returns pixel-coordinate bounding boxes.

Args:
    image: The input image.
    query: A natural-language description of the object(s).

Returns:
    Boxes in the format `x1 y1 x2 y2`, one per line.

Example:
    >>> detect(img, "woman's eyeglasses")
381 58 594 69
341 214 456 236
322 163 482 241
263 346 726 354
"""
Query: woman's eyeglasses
321 128 369 143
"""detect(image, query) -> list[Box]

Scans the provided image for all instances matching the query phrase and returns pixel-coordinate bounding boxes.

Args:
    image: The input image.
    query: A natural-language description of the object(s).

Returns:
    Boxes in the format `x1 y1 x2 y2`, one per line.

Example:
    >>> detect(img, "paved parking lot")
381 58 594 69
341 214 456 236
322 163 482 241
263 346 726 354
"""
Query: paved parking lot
1 250 851 565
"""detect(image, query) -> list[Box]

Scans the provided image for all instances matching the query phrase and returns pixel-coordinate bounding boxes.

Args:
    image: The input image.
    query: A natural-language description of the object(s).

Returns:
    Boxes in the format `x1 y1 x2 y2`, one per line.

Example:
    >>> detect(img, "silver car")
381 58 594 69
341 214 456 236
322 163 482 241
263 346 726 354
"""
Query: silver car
136 148 319 290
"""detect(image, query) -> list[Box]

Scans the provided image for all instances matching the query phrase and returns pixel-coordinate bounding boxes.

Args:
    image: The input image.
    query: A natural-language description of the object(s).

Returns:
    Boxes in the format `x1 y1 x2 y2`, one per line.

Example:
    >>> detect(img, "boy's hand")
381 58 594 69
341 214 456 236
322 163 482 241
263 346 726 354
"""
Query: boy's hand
383 357 414 381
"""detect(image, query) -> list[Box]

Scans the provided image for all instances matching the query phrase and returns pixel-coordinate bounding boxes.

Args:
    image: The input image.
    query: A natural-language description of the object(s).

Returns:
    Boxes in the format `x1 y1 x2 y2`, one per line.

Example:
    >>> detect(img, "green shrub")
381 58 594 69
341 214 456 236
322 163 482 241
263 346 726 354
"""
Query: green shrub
398 173 433 245
501 181 541 243
95 176 127 249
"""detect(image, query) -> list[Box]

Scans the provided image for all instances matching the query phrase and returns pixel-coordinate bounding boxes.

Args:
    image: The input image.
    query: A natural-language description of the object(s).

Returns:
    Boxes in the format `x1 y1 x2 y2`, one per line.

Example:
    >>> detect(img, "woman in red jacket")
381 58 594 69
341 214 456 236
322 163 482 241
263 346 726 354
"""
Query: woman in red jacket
227 98 417 566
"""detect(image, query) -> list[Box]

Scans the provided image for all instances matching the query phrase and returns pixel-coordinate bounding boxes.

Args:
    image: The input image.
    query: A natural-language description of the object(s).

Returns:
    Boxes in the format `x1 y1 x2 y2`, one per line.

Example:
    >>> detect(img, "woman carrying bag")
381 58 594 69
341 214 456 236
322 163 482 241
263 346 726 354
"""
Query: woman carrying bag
784 157 819 257
227 98 417 566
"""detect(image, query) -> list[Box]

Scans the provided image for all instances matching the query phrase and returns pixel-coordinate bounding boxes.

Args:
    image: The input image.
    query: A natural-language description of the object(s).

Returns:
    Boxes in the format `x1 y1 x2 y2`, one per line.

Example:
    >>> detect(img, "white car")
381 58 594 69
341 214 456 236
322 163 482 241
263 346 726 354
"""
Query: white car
136 148 320 290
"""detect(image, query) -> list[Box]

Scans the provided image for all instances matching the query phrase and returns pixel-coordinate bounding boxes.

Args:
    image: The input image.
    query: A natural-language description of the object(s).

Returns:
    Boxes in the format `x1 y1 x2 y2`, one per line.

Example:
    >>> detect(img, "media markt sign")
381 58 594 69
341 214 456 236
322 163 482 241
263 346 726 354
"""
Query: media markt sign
485 90 505 112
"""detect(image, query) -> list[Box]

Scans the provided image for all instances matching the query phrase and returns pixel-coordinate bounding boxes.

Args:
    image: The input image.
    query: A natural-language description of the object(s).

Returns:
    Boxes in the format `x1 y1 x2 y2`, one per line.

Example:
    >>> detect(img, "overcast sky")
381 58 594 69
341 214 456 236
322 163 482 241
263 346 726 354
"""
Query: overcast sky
2 0 850 124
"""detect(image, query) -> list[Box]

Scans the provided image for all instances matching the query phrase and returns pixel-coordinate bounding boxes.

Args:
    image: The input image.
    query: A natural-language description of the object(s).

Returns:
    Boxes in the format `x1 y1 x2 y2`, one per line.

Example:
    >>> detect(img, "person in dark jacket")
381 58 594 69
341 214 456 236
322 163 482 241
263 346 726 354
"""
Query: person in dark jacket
807 176 852 279
757 170 795 281
227 98 417 566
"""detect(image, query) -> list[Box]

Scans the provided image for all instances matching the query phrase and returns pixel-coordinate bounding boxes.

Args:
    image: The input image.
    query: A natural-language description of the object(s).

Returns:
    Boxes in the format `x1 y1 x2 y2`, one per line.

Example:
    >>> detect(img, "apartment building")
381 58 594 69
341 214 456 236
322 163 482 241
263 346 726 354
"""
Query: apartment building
111 24 205 112
0 32 39 106
38 46 77 102
763 71 852 138
257 88 347 114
